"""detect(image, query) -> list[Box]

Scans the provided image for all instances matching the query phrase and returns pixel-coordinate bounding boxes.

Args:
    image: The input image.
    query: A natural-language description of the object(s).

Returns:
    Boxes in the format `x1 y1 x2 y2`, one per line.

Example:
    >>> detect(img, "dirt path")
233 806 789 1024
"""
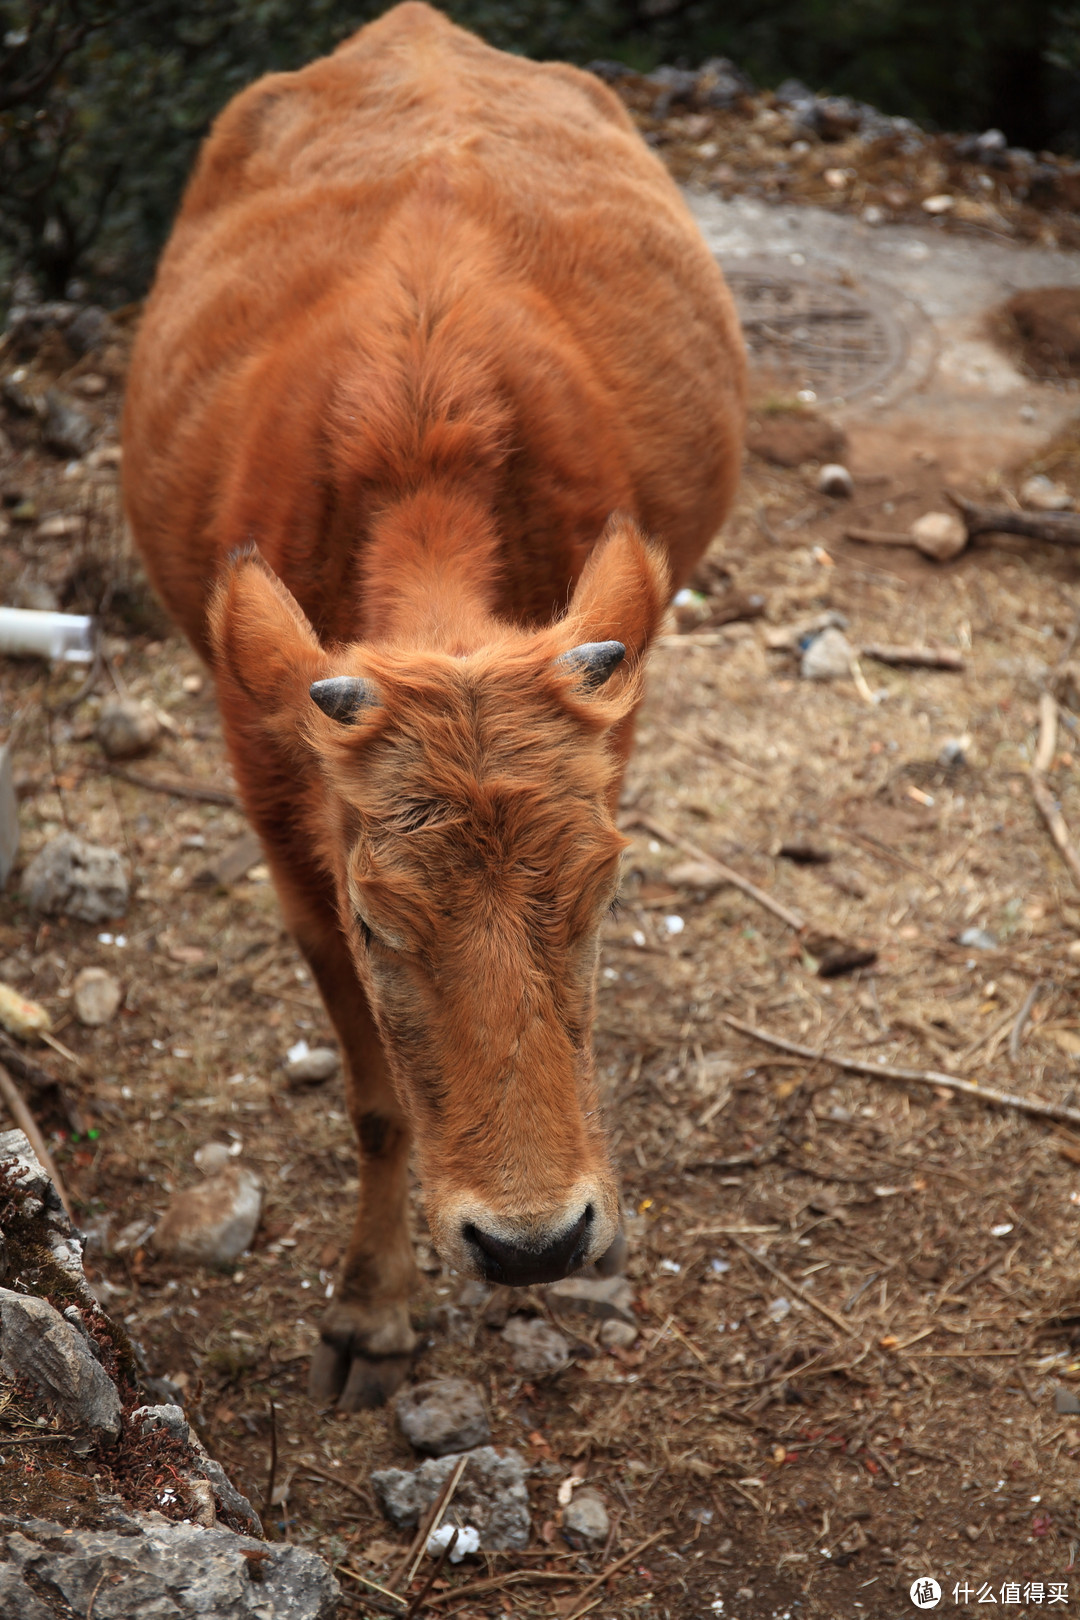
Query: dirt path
2 192 1080 1620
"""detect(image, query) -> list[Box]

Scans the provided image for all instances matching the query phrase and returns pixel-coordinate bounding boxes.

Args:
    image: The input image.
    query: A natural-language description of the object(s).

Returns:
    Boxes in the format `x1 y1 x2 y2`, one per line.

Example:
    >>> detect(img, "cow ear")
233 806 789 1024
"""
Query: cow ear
208 548 325 714
565 517 669 663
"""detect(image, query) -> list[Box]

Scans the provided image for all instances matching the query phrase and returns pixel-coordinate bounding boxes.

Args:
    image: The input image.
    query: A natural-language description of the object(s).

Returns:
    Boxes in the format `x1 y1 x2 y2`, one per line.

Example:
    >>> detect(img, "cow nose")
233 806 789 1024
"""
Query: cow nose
462 1207 592 1286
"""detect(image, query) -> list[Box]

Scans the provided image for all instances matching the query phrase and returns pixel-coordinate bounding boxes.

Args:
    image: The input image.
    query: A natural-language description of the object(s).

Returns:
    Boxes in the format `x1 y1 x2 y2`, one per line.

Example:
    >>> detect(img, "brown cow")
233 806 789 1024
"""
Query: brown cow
122 1 744 1409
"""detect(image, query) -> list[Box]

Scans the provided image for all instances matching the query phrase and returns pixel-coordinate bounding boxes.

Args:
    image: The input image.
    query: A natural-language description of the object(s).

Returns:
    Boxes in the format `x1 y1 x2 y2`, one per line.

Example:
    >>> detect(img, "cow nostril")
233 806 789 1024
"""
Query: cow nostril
463 1208 591 1286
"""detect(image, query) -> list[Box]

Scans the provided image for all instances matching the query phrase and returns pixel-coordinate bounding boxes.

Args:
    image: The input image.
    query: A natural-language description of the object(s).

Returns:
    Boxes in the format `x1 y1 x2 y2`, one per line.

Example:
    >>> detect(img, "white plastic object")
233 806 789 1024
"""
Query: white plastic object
0 607 94 662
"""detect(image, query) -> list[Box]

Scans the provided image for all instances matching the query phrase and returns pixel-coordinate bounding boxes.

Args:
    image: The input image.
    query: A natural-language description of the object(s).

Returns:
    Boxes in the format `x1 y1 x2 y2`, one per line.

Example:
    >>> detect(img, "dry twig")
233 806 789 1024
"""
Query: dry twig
1009 982 1045 1063
103 764 239 808
726 1234 859 1339
559 1531 667 1620
1030 692 1080 890
0 1061 75 1222
860 644 964 670
724 1016 1080 1129
626 814 805 932
392 1454 468 1594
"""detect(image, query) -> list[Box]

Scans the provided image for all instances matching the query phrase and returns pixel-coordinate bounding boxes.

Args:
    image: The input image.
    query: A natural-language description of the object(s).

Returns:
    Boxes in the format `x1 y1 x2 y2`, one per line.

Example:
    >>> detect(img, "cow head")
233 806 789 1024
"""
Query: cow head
210 519 667 1285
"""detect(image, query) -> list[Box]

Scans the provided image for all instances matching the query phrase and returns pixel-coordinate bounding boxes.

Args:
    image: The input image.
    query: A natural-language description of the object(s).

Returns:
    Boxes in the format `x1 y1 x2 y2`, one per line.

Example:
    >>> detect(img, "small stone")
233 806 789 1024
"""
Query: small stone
22 832 128 922
800 626 854 681
502 1315 571 1377
395 1378 491 1456
193 1141 233 1174
431 1303 475 1345
958 927 997 951
0 1288 121 1440
1021 473 1072 511
371 1446 530 1549
545 1274 635 1323
95 695 160 760
563 1487 610 1546
922 193 955 213
72 966 122 1027
152 1164 262 1266
816 462 854 497
286 1046 340 1087
42 388 95 457
34 513 84 541
598 1318 640 1350
64 305 112 356
910 511 967 561
73 373 108 397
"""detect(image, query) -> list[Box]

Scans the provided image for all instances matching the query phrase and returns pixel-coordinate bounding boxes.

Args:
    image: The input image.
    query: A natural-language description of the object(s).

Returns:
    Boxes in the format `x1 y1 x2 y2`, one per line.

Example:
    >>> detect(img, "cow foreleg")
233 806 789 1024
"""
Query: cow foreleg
293 925 418 1409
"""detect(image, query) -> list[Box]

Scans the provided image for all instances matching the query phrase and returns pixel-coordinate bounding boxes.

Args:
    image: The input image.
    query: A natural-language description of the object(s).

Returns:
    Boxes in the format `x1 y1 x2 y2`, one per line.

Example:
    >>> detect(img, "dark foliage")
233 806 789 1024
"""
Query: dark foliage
1 0 1080 300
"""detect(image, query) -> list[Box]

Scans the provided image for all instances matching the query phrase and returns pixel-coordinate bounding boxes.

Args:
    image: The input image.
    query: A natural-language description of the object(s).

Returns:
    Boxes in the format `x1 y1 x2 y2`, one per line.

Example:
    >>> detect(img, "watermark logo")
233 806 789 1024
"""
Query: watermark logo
911 1578 943 1609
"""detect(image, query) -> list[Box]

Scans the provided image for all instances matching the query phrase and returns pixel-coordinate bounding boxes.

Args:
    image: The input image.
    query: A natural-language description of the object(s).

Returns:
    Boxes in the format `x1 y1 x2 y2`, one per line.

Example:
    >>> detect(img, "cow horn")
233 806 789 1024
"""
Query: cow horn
556 640 626 690
309 676 378 723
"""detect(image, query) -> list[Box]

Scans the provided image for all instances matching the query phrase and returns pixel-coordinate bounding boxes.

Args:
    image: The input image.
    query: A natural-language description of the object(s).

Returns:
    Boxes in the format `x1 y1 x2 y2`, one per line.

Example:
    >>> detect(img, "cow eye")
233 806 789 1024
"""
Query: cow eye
355 912 377 949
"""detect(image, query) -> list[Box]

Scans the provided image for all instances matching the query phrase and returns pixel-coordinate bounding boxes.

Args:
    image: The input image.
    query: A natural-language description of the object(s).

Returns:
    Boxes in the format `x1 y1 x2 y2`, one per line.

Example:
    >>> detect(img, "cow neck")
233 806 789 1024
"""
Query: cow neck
362 481 502 653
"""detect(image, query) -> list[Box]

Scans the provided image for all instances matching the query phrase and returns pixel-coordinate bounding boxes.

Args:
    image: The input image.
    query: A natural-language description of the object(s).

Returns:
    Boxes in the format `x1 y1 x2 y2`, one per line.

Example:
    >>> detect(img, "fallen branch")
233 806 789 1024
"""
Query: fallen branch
947 489 1080 548
626 814 805 932
1030 691 1080 890
860 644 963 671
724 1015 1080 1129
0 1061 75 1222
103 764 238 809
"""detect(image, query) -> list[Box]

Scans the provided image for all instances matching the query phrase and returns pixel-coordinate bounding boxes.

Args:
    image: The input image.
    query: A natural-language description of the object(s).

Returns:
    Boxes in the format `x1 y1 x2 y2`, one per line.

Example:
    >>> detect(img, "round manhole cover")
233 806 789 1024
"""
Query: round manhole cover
725 265 908 404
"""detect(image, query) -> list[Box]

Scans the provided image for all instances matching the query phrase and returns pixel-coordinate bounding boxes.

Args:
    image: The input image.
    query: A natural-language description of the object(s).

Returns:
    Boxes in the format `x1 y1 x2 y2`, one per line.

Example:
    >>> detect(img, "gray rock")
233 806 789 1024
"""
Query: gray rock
545 1274 635 1323
598 1318 640 1350
152 1165 262 1267
800 627 854 681
0 1289 121 1440
502 1315 571 1378
372 1446 530 1550
0 1513 338 1618
72 965 122 1026
22 832 128 922
563 1486 610 1546
396 1378 491 1456
64 305 112 356
42 388 95 457
0 1129 91 1297
285 1046 340 1087
132 1403 261 1534
94 695 160 760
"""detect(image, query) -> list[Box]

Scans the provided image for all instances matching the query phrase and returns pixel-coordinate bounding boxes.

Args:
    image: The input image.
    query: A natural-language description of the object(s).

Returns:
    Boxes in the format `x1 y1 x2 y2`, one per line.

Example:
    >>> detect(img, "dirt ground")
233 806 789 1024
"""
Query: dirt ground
3 176 1080 1620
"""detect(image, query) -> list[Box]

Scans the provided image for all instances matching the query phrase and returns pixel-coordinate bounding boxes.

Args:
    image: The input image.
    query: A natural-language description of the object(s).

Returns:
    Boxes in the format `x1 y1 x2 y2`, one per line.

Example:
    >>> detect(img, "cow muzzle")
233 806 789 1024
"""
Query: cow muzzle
444 1186 617 1286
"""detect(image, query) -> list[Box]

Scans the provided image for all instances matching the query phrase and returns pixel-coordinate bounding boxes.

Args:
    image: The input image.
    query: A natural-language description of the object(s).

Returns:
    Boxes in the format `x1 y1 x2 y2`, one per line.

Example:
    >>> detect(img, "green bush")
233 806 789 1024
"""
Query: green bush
2 0 1079 302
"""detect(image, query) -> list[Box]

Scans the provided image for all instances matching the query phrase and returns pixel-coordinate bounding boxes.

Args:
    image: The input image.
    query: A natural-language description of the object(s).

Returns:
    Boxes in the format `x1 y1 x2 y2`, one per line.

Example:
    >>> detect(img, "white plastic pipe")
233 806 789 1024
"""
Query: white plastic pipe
0 607 94 662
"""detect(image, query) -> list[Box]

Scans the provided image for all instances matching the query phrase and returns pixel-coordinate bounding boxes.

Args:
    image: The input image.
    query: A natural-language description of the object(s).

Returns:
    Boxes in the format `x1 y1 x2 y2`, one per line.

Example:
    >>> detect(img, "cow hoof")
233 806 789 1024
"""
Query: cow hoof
308 1301 416 1410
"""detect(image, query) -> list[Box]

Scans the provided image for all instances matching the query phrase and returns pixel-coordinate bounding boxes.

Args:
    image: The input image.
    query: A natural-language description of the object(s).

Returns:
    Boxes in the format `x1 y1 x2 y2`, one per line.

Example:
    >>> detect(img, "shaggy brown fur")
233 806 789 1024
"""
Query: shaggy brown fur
122 1 745 1408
